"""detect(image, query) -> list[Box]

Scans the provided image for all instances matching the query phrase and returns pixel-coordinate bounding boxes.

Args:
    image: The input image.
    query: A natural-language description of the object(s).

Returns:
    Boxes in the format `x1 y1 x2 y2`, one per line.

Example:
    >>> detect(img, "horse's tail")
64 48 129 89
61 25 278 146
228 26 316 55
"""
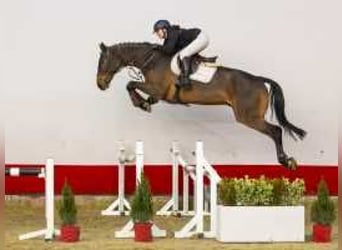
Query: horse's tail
258 76 307 140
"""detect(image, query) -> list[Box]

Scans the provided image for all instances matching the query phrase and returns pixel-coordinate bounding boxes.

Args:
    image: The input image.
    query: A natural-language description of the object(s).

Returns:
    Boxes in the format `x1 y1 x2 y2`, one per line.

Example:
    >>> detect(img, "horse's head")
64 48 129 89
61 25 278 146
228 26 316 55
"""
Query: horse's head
97 42 123 90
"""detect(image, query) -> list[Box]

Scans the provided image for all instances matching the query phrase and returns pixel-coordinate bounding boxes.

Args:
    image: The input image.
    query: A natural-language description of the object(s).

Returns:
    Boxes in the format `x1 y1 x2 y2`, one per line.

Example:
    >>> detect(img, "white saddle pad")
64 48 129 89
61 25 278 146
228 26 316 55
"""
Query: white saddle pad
171 53 218 84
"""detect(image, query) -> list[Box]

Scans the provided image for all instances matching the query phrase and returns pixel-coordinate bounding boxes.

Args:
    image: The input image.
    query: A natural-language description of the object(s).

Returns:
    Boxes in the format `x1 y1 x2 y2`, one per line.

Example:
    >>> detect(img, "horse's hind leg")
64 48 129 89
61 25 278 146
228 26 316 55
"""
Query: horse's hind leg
239 118 297 169
232 93 297 170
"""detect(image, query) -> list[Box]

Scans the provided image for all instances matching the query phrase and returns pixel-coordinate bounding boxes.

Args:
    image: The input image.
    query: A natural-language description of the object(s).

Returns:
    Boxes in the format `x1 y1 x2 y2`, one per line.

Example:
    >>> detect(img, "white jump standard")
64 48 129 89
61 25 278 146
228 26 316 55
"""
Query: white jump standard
101 144 132 216
157 141 222 238
5 159 60 241
175 141 221 238
114 141 166 238
157 141 211 217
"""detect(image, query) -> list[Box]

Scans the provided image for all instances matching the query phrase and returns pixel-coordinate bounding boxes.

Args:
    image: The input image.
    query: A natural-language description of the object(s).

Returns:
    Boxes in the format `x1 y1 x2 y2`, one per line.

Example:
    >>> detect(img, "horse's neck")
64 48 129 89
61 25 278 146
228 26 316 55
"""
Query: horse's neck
119 46 151 67
118 45 168 71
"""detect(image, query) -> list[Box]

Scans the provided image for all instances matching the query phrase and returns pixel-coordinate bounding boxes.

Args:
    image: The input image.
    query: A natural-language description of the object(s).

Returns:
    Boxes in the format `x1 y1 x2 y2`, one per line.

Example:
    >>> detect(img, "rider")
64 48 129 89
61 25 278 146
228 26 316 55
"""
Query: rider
153 20 209 89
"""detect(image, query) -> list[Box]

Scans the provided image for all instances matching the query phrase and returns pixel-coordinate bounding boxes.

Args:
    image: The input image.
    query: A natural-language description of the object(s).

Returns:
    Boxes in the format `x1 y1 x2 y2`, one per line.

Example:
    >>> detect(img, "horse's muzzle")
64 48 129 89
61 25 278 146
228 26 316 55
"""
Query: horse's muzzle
97 75 109 90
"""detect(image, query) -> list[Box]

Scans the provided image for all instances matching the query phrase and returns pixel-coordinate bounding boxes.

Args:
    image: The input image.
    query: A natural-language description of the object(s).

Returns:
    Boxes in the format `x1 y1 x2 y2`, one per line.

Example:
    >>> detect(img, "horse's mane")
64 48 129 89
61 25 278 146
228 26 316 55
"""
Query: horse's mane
110 42 154 50
107 42 170 66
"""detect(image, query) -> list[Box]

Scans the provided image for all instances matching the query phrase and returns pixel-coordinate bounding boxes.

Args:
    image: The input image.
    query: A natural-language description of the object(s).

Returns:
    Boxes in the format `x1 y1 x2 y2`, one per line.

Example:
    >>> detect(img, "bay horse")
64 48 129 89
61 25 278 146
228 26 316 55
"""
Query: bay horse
96 42 306 170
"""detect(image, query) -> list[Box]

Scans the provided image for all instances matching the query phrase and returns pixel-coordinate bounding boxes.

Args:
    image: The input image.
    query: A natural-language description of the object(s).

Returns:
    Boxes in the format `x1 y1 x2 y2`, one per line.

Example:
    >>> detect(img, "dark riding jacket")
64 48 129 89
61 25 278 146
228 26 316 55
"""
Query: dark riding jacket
159 25 201 55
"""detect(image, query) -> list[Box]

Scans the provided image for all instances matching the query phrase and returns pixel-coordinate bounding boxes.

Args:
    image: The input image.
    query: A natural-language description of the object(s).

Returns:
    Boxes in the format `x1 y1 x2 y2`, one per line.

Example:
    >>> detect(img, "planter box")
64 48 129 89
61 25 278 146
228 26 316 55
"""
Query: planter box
216 205 304 242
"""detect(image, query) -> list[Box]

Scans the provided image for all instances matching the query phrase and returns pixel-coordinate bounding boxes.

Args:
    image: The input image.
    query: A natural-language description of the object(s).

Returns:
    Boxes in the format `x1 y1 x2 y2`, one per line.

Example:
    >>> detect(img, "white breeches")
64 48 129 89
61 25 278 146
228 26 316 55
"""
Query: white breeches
179 31 209 59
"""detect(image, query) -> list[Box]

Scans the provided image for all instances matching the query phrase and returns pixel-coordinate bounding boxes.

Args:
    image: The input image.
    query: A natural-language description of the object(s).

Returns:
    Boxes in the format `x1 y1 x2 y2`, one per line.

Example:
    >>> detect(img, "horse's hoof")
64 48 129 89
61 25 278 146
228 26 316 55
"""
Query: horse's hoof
147 96 158 105
287 157 297 170
141 102 151 113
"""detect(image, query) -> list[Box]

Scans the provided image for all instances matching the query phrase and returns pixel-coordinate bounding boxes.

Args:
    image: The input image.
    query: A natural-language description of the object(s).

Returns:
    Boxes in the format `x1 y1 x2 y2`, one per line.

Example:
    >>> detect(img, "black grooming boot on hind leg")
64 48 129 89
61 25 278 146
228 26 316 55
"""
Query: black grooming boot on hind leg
176 57 192 89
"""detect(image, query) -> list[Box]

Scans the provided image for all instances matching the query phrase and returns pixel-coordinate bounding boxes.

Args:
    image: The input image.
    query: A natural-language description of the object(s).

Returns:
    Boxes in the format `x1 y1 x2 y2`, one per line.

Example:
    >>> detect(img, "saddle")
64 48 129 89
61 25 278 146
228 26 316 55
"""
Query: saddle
193 54 218 63
171 53 218 84
177 54 218 75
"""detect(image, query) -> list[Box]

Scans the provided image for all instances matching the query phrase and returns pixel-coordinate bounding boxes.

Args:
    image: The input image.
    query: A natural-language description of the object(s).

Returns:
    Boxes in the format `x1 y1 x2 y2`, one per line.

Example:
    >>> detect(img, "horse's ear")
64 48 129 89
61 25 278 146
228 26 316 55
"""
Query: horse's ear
99 42 107 52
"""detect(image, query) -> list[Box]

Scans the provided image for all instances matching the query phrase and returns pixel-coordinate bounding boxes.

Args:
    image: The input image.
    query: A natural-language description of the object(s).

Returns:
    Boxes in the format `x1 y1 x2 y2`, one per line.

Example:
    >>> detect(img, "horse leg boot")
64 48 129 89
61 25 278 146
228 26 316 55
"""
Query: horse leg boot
126 81 151 112
131 82 162 110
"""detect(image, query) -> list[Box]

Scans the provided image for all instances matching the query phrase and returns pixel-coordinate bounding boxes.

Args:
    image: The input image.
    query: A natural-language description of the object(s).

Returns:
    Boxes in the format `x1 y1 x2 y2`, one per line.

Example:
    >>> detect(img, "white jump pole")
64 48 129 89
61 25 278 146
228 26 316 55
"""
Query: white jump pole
174 141 221 238
157 141 209 217
156 142 180 216
203 158 221 238
14 159 60 241
102 144 132 216
45 158 56 240
155 142 180 216
172 143 179 213
118 159 125 213
174 142 203 238
178 154 198 216
135 141 143 184
183 163 189 214
195 142 204 233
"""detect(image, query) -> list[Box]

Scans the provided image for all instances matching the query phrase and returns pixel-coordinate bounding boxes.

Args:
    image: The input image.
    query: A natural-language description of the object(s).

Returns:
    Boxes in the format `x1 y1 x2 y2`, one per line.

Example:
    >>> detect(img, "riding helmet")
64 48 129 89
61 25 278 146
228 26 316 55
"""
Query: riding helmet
153 20 171 33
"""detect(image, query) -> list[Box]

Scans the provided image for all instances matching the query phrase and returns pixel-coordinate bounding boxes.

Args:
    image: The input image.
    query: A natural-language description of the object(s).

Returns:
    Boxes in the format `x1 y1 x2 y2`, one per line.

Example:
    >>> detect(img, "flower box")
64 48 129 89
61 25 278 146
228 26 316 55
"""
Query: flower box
216 205 305 242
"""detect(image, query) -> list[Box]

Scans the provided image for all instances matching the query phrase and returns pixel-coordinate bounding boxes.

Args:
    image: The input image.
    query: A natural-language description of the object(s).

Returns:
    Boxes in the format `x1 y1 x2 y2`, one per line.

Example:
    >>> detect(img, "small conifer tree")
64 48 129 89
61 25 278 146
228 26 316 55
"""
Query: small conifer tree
311 179 336 225
130 174 153 223
58 180 77 225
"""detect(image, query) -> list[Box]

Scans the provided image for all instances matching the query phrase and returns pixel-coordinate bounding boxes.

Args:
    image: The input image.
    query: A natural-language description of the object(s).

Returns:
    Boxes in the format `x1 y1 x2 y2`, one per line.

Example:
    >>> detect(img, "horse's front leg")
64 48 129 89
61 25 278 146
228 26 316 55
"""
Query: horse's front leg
133 82 161 106
126 81 152 112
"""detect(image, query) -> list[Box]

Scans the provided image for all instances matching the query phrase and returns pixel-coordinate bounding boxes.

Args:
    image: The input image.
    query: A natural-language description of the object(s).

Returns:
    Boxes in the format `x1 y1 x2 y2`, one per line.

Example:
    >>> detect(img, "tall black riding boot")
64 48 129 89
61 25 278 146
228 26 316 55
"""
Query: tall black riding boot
177 57 192 89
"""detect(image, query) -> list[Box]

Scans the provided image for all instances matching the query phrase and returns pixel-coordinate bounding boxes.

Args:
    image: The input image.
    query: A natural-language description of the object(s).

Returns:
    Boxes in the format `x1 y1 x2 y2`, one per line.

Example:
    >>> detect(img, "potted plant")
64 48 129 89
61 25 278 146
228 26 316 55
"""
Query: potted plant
130 174 154 242
58 180 80 242
311 179 336 242
217 176 306 242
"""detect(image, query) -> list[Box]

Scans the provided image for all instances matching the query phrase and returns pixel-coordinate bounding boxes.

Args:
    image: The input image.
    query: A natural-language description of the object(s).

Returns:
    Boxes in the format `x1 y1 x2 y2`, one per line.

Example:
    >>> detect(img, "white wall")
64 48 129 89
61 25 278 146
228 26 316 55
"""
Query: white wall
3 0 340 164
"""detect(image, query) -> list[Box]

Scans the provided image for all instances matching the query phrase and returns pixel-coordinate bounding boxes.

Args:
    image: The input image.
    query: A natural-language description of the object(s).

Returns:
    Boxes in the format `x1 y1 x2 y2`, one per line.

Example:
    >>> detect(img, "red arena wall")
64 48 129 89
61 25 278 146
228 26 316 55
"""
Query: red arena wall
5 164 338 196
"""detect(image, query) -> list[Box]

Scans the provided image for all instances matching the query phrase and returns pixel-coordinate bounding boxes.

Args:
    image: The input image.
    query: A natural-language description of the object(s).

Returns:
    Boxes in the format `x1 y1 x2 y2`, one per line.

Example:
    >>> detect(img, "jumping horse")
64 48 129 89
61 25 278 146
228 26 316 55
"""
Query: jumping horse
96 42 306 169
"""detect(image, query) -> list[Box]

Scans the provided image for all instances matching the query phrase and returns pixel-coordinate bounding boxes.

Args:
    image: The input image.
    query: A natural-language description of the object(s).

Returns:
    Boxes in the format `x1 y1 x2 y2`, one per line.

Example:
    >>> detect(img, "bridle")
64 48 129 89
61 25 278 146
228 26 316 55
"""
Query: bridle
126 48 156 82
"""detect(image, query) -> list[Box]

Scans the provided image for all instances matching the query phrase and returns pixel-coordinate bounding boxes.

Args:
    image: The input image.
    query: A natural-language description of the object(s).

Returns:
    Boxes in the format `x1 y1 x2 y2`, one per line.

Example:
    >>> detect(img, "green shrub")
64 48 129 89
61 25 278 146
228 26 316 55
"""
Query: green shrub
58 180 77 226
130 174 154 223
252 176 273 206
218 179 236 206
284 178 305 206
218 176 305 206
234 176 255 206
234 176 273 206
311 179 336 225
271 178 287 205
